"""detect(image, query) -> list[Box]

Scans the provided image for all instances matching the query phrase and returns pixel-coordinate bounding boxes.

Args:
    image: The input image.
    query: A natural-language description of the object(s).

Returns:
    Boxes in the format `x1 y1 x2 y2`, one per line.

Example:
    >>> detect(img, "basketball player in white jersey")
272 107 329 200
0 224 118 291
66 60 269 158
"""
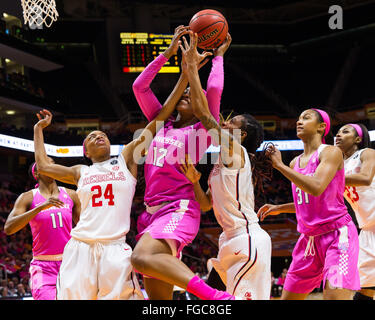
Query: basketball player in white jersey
179 32 273 299
31 24 193 302
336 123 375 300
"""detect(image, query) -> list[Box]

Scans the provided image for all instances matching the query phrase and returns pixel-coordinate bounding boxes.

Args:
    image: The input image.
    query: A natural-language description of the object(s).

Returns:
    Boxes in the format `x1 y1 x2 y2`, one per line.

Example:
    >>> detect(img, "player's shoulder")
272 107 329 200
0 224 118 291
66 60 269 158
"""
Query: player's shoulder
320 144 342 158
17 189 34 204
361 147 375 157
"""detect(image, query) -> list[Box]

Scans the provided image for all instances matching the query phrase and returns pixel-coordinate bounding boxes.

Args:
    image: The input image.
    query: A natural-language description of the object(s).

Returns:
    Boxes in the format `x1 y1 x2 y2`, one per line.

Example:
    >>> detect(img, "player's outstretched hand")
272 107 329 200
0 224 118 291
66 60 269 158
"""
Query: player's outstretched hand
35 109 53 130
266 144 283 169
257 203 282 221
180 154 201 184
164 25 190 59
213 33 232 57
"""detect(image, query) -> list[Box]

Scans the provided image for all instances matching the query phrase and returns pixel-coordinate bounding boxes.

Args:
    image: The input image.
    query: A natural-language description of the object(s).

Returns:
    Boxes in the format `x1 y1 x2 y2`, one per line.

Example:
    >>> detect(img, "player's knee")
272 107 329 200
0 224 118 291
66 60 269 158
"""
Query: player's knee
130 249 148 273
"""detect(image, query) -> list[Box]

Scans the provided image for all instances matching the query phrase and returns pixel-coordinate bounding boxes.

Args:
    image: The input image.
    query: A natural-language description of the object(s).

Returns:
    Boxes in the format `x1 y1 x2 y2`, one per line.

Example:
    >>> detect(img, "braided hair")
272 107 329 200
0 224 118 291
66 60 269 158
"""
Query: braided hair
239 114 273 196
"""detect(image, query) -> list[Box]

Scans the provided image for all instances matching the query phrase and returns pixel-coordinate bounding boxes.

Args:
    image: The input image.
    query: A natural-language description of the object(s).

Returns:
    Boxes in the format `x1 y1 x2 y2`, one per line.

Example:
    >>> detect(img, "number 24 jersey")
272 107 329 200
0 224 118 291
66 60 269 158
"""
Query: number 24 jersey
71 153 136 241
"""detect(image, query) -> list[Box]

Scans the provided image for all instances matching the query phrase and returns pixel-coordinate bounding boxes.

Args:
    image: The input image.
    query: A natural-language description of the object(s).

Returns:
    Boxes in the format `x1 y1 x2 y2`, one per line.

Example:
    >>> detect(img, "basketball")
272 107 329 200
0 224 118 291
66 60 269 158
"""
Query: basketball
189 9 228 50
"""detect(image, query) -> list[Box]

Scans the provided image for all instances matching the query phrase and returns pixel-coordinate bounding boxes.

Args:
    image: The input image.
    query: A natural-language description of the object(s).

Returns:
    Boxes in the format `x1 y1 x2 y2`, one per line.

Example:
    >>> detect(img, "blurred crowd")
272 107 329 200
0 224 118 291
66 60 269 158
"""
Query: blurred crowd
0 68 45 99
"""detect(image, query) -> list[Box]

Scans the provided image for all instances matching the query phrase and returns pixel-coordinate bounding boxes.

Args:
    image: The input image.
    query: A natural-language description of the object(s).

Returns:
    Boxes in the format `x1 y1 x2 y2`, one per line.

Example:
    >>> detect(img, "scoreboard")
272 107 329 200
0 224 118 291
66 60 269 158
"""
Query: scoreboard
120 32 180 73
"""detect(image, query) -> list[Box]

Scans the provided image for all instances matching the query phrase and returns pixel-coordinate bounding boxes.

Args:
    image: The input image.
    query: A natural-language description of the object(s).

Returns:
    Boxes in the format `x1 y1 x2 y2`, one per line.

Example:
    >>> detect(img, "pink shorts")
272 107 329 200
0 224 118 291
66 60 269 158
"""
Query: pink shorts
284 221 360 294
29 259 62 300
136 199 201 258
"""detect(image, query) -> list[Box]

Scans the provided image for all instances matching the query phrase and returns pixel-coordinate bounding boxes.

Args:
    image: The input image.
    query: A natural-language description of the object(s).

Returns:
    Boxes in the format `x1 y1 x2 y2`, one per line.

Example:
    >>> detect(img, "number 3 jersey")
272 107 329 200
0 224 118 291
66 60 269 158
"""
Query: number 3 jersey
29 187 73 258
71 153 137 241
292 144 351 236
344 148 375 230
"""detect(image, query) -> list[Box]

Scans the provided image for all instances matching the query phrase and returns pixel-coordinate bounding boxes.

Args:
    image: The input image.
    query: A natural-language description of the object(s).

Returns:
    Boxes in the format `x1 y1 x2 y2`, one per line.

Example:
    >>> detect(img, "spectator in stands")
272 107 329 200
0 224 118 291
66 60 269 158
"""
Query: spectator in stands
17 283 27 297
7 280 17 297
276 268 288 296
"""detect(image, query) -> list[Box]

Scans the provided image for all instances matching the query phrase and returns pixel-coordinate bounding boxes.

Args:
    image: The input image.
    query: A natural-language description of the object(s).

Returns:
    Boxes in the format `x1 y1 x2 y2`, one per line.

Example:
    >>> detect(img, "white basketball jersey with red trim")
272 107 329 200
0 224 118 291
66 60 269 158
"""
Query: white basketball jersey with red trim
71 153 137 241
208 146 258 232
344 148 375 230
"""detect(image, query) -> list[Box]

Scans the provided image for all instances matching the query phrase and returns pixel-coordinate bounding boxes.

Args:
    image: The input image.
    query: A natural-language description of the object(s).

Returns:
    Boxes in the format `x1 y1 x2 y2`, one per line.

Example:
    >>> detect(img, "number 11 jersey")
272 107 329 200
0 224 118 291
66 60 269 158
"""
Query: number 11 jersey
29 187 73 258
344 149 375 230
72 153 137 241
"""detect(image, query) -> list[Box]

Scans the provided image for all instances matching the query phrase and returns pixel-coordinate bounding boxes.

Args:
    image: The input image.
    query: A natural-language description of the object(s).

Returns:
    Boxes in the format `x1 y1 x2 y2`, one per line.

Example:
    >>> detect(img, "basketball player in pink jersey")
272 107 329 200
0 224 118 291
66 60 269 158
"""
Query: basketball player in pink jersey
257 108 360 300
178 31 273 300
130 29 238 300
336 123 375 300
33 26 201 300
4 159 80 300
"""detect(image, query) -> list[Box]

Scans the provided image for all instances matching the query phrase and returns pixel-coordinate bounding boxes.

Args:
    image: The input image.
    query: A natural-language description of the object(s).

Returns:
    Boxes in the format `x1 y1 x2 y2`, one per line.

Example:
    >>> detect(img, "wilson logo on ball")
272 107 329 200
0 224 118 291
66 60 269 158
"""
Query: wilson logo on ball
189 9 228 50
198 28 219 43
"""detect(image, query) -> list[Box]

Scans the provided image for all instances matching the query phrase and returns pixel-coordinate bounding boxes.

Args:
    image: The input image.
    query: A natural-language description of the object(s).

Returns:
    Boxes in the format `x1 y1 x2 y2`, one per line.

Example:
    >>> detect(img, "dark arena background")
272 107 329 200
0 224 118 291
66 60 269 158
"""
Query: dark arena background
0 0 374 302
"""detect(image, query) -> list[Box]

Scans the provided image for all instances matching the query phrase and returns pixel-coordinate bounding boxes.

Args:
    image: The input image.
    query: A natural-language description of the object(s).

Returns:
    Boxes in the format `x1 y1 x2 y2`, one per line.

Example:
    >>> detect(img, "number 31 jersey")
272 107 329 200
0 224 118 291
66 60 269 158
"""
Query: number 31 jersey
344 148 375 230
291 144 349 236
71 153 137 241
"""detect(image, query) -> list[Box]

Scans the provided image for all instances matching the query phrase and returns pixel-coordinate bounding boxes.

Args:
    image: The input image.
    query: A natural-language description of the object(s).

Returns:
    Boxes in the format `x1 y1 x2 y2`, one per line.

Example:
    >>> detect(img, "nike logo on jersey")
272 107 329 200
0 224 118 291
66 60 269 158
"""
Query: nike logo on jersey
234 250 241 255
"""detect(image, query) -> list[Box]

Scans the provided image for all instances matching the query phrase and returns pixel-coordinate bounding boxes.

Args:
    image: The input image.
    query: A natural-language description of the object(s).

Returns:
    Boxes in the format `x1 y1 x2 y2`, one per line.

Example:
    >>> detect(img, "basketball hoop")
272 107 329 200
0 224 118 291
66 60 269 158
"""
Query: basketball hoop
21 0 59 29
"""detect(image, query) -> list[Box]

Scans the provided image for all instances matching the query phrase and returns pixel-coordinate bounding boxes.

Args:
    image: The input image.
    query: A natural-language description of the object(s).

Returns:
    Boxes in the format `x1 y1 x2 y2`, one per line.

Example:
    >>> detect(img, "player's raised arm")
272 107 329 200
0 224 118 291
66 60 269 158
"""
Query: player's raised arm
125 32 213 166
33 109 82 186
132 25 190 121
205 33 231 122
180 31 242 169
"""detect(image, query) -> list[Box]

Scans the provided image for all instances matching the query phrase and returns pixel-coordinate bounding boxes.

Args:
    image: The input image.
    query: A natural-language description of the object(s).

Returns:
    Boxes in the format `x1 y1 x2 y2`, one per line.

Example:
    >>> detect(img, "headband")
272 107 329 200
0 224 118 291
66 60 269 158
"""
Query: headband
312 108 330 143
348 123 363 139
31 163 39 188
83 140 87 157
31 163 37 180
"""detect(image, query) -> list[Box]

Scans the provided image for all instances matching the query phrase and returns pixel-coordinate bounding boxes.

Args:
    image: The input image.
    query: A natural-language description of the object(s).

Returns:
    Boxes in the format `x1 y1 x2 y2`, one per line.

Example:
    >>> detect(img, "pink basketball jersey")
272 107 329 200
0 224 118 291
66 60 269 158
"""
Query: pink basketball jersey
292 144 351 236
144 121 213 207
29 187 73 257
133 54 224 207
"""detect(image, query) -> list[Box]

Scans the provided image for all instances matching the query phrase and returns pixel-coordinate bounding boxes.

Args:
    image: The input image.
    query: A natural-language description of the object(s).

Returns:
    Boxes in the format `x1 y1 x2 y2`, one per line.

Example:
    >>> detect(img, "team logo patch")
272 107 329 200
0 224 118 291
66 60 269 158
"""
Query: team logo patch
244 292 252 300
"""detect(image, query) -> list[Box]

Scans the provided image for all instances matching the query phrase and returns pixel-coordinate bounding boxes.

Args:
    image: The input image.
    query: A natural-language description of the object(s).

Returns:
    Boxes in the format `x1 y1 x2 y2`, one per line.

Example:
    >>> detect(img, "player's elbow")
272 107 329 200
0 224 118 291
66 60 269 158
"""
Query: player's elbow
132 79 146 93
36 163 49 175
206 85 223 96
362 176 372 186
311 185 325 197
200 203 212 213
3 222 15 235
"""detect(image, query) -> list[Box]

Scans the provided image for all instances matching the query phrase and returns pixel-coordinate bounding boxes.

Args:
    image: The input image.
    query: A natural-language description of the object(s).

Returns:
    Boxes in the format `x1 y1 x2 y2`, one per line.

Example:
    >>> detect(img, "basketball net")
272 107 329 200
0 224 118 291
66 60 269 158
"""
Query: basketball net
21 0 58 28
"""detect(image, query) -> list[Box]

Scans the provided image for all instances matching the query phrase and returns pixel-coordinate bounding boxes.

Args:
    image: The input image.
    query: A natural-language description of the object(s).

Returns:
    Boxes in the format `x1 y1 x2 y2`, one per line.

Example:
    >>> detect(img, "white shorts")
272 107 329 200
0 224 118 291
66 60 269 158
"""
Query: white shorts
56 237 144 300
210 223 272 300
358 229 375 288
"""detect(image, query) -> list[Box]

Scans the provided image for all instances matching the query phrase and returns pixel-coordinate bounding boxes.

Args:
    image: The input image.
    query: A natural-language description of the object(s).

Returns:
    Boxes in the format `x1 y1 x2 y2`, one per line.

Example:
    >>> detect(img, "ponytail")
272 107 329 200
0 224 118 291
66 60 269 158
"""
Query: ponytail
240 114 274 196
